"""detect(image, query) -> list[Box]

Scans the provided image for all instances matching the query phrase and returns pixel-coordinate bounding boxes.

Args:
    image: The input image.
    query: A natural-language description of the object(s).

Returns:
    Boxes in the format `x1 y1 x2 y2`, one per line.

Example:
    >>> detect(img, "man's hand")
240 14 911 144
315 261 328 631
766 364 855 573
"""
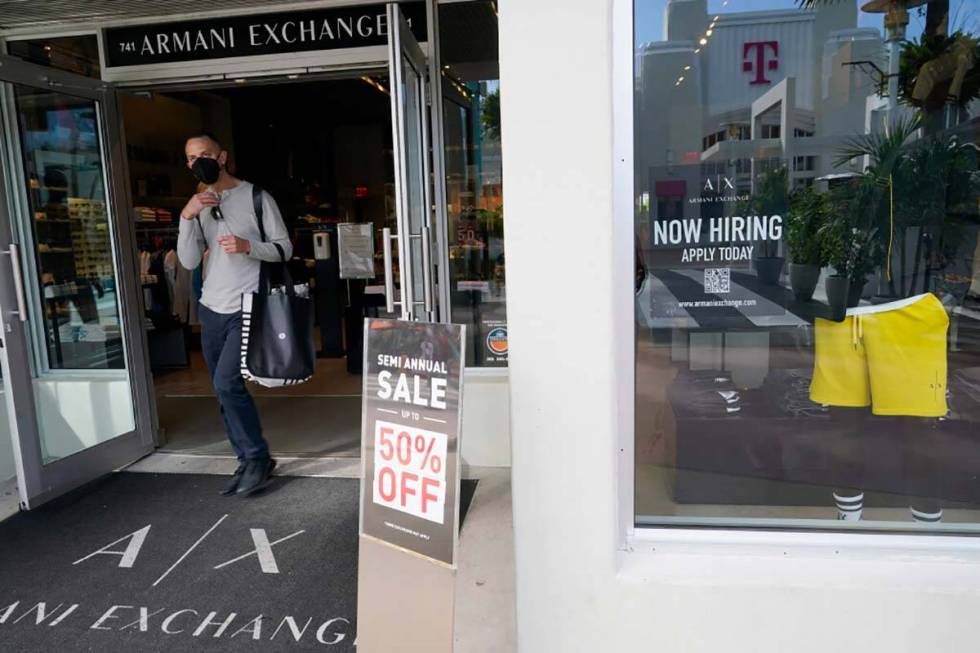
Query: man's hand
218 235 251 255
180 191 219 220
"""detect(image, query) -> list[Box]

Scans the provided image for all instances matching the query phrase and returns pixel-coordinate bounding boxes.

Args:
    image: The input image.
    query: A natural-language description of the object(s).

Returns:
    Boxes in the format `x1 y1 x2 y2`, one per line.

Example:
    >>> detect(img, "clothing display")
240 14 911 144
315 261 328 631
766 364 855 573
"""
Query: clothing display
136 221 196 370
810 293 949 417
172 261 199 326
163 249 178 308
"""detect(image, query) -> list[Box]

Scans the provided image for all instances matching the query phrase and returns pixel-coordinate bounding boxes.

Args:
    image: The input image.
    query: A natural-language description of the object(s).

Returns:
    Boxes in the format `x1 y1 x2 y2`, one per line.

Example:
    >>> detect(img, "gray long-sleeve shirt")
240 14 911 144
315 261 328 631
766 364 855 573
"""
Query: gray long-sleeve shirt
177 180 293 314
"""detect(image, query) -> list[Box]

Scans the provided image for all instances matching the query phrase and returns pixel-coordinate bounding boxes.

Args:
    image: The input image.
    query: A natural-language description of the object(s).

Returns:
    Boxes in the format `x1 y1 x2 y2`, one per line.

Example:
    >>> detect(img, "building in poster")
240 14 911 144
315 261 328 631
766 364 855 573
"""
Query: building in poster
636 0 884 225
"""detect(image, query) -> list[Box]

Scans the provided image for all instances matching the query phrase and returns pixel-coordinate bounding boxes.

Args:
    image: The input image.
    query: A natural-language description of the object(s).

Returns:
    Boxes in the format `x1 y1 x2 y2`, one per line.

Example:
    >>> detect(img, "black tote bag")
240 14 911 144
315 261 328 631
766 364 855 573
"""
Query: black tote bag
240 185 315 387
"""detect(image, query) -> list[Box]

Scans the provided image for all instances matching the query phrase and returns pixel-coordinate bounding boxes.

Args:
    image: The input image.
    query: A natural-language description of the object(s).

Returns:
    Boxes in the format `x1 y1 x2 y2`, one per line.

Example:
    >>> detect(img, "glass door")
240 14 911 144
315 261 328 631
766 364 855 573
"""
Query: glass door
384 1 442 322
0 55 153 509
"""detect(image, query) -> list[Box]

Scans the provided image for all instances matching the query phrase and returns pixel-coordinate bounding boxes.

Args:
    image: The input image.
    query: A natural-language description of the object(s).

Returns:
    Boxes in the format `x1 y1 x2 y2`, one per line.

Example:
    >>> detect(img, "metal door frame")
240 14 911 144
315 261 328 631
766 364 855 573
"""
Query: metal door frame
425 0 452 323
0 54 154 509
385 1 442 322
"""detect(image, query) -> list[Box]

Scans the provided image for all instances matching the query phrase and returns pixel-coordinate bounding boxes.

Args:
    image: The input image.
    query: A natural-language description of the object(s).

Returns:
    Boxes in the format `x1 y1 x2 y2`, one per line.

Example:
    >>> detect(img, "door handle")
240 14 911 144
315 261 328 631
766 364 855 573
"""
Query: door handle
1 244 28 322
382 228 397 314
420 226 433 316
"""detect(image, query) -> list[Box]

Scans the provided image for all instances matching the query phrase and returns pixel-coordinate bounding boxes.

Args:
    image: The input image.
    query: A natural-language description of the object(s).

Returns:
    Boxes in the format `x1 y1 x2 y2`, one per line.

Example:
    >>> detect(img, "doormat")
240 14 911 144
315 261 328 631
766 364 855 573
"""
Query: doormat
0 472 478 652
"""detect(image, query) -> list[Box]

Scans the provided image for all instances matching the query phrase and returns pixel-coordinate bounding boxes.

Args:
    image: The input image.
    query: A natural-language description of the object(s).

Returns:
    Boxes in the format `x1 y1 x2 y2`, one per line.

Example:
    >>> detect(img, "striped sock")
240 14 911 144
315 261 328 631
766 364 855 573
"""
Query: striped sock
910 506 943 524
834 492 864 521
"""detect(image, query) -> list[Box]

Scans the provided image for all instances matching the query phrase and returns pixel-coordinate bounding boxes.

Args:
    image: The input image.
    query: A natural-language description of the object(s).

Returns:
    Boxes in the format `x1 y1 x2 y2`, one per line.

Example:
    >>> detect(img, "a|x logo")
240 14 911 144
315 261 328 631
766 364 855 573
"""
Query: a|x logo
72 515 306 586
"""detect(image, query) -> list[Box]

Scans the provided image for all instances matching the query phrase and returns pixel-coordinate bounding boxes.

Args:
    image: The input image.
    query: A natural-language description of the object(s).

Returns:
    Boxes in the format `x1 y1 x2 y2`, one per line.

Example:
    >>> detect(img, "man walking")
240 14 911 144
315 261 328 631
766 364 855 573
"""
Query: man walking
178 133 292 496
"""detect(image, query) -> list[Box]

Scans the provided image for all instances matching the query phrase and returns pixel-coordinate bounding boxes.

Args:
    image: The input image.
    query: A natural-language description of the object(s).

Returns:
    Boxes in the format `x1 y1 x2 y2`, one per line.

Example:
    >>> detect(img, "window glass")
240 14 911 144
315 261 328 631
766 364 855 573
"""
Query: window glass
11 84 137 461
439 0 506 367
14 85 126 371
6 36 101 79
634 0 980 531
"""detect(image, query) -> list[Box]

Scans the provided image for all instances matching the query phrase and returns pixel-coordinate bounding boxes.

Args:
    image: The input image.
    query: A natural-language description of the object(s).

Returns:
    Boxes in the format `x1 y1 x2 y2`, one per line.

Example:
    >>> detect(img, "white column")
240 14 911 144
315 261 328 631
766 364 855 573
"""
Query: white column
499 0 620 650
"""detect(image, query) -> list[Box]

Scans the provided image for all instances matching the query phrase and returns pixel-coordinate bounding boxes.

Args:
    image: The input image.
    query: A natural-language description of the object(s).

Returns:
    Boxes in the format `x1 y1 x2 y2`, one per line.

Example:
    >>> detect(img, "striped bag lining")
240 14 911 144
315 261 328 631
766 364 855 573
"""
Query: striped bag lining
240 291 314 388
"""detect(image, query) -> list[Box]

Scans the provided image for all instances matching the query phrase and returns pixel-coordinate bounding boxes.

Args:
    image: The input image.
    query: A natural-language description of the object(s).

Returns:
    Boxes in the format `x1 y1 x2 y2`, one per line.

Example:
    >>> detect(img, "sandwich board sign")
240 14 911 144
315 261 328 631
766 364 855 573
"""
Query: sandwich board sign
357 318 465 652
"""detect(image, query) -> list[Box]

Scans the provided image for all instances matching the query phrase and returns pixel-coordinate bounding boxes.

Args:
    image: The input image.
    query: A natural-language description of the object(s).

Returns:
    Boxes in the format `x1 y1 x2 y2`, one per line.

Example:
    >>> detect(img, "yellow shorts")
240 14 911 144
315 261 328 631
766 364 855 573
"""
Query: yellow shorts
809 293 949 417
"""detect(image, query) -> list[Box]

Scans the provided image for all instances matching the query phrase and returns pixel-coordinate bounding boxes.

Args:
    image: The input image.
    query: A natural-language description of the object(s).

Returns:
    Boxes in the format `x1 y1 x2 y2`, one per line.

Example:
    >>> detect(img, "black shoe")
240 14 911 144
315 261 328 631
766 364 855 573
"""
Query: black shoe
220 461 247 496
236 458 277 497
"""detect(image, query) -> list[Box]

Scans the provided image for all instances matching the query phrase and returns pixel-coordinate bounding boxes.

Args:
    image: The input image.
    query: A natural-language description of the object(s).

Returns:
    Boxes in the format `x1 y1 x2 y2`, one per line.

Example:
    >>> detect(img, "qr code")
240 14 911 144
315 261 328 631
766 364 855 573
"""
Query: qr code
704 268 731 294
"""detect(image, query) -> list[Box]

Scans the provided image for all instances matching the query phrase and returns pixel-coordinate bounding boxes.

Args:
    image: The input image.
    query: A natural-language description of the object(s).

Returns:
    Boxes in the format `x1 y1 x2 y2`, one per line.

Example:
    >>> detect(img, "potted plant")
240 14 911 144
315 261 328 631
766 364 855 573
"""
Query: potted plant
740 166 789 285
833 114 978 300
786 187 828 301
819 182 884 320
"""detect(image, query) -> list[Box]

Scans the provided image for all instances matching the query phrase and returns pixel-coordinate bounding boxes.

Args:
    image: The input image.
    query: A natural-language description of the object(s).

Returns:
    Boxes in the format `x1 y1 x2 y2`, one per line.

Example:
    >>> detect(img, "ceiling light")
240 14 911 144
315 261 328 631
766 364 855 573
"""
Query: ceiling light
684 65 691 70
234 78 246 84
694 48 701 53
699 37 708 45
678 76 684 82
706 29 713 36
714 15 720 20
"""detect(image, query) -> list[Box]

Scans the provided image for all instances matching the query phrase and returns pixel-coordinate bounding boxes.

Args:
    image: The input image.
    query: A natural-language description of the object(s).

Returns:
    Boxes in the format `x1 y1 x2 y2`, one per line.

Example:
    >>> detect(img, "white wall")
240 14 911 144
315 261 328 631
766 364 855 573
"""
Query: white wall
499 1 980 651
461 371 510 468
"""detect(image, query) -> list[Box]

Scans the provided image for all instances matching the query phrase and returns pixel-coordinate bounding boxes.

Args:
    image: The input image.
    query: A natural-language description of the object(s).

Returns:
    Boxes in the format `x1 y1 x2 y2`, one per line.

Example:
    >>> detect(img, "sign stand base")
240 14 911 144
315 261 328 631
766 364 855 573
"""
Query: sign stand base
356 535 456 652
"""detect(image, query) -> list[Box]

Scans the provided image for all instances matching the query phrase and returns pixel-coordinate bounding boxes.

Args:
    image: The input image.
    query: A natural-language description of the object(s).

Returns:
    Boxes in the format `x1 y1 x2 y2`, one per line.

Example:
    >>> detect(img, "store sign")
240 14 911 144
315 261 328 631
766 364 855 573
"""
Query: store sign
653 215 783 265
360 319 465 567
743 40 779 85
703 175 735 193
103 2 426 68
643 161 790 326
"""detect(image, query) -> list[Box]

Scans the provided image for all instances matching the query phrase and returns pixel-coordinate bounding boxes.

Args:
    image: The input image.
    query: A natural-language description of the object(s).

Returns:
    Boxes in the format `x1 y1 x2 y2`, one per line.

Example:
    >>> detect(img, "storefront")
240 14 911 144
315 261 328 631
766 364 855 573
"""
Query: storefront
0 0 508 511
501 0 980 650
4 0 980 649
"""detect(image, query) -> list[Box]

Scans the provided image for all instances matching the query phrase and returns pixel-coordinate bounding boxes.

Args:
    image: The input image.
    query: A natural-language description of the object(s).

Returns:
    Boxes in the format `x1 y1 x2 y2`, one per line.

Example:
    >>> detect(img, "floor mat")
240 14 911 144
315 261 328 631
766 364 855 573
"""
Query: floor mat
157 396 361 457
0 472 478 652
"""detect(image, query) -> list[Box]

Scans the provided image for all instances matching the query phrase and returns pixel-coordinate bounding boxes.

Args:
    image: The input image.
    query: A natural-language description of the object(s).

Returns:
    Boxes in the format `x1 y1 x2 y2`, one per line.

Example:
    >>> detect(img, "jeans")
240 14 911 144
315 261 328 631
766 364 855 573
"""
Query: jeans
199 303 269 461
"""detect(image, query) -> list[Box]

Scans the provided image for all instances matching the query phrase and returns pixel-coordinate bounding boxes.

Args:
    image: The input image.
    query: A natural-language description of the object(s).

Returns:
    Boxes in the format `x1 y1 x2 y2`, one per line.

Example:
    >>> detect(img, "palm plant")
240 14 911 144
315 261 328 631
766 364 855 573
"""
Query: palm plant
826 115 920 293
833 113 921 177
832 113 979 295
901 133 979 292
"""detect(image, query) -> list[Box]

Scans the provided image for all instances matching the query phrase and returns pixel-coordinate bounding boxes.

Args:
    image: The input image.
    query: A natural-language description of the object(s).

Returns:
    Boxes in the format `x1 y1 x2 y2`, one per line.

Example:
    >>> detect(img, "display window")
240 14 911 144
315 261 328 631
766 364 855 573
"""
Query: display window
633 0 980 530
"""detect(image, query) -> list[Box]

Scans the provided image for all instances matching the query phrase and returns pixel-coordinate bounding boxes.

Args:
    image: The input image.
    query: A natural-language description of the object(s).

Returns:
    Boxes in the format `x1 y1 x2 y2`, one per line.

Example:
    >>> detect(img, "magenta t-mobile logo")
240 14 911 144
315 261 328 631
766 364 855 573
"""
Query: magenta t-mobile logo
742 41 779 85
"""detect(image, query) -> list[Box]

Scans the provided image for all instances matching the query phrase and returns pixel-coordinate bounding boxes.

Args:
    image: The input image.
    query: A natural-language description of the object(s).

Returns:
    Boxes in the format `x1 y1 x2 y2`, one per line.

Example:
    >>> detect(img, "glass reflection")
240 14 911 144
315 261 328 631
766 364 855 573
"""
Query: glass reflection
634 0 980 530
14 85 125 371
440 0 506 367
12 84 136 463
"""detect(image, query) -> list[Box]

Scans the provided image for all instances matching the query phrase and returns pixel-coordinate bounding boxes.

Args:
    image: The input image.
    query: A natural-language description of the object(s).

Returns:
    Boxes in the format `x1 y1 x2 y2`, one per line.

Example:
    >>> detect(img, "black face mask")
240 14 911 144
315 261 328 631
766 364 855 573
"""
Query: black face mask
191 157 221 185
